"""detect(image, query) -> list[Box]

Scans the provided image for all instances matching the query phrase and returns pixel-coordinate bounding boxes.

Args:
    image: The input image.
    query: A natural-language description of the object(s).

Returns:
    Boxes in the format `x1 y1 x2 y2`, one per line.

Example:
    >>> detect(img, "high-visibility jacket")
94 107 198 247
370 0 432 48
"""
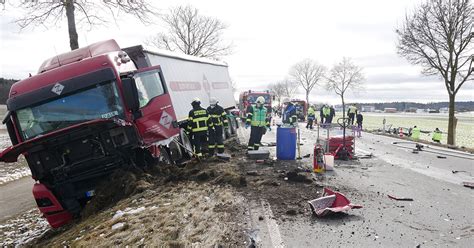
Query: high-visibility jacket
246 105 269 127
432 130 442 142
308 107 316 116
348 106 358 114
188 106 212 133
323 106 330 116
207 105 228 127
411 127 420 140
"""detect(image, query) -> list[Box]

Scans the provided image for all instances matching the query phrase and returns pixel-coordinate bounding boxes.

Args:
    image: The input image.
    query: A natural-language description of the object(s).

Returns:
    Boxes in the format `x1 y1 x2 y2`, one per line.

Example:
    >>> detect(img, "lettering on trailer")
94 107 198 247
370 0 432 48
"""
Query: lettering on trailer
159 110 172 129
169 81 201 91
202 75 211 99
51 83 65 95
212 82 229 89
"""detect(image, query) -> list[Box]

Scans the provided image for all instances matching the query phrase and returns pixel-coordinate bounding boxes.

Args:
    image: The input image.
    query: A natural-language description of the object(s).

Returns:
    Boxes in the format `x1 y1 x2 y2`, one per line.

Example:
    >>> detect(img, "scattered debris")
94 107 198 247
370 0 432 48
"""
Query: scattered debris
286 171 312 183
307 188 362 217
247 150 270 160
412 150 419 154
246 171 260 176
358 154 373 159
436 156 447 159
462 182 474 189
286 209 297 215
216 153 231 161
452 170 469 174
387 195 414 201
303 154 311 158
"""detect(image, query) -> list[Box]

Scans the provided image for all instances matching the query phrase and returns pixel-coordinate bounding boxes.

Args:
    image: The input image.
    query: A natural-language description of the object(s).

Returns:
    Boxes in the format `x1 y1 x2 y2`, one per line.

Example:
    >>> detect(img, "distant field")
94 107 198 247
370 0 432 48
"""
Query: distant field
357 112 473 148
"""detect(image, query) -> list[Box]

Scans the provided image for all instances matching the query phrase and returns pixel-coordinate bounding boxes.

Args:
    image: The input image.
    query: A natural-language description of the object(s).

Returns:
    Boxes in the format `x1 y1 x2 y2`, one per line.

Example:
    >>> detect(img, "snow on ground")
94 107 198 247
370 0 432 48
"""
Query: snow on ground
0 209 50 247
0 132 31 185
0 156 30 185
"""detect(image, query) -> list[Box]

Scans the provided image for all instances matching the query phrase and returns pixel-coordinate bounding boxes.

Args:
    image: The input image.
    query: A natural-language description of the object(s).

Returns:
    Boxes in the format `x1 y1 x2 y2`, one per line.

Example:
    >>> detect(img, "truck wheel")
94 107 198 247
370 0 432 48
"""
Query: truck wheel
159 147 173 165
169 140 183 162
180 129 193 159
228 116 237 134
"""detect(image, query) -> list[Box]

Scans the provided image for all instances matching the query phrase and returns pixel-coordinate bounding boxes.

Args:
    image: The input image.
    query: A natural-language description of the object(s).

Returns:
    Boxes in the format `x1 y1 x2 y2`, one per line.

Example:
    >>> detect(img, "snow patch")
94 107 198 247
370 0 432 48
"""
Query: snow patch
112 207 146 220
111 222 125 230
0 167 31 185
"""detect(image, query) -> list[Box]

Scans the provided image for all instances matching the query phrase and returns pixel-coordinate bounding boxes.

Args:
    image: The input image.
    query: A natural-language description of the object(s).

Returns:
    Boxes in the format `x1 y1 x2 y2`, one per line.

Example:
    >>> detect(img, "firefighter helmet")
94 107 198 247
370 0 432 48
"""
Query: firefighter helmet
191 98 201 106
256 96 265 104
209 97 218 105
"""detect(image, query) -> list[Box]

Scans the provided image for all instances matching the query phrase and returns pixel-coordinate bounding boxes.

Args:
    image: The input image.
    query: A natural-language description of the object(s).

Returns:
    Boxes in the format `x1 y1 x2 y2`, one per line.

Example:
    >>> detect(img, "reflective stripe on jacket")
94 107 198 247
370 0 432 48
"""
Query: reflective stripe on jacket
246 105 269 127
188 107 212 132
207 105 228 127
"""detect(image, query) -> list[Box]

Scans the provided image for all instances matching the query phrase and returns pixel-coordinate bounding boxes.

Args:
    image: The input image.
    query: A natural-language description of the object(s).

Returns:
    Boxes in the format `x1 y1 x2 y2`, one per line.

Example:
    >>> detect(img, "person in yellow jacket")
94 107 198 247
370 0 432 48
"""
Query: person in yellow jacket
245 96 270 150
411 125 421 141
432 128 442 143
306 105 316 129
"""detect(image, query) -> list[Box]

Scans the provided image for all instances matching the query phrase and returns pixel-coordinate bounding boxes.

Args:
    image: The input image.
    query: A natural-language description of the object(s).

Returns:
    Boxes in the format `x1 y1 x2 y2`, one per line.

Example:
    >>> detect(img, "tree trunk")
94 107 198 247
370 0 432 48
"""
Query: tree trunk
65 0 79 50
306 91 309 107
447 93 456 145
341 95 346 119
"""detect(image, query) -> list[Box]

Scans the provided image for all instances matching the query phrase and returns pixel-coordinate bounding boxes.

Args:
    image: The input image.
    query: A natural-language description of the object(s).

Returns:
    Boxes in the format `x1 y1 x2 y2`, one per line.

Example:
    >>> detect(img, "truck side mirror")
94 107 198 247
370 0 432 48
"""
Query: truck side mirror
121 77 142 119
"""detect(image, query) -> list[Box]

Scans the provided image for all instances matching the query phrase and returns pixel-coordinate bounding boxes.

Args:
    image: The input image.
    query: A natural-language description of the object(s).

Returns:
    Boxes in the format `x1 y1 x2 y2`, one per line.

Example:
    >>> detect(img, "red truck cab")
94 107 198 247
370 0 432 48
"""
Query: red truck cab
238 90 272 119
0 40 181 227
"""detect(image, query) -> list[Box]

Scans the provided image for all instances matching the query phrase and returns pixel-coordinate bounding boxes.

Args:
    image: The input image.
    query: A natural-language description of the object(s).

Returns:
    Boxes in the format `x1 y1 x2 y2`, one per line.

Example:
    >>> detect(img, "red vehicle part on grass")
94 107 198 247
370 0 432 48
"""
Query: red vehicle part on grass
308 188 362 217
33 183 73 228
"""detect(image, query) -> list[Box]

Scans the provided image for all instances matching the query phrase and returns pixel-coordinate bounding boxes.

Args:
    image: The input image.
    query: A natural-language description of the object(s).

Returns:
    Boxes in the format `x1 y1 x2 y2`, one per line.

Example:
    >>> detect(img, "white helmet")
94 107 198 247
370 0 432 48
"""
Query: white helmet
209 97 218 105
191 97 201 105
256 96 265 104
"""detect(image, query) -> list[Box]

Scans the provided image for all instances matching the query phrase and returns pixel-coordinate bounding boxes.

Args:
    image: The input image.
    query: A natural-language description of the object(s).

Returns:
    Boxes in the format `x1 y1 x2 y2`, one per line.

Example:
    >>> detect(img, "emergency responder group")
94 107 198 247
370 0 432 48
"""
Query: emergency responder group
187 97 228 159
186 97 445 160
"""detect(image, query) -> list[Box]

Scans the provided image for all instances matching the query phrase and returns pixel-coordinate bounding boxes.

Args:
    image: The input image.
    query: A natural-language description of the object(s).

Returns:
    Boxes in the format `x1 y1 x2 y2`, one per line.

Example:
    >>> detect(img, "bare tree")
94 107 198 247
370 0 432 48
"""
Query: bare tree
396 0 473 145
326 58 365 120
15 0 158 50
290 59 326 104
268 82 286 106
280 78 299 100
145 5 231 59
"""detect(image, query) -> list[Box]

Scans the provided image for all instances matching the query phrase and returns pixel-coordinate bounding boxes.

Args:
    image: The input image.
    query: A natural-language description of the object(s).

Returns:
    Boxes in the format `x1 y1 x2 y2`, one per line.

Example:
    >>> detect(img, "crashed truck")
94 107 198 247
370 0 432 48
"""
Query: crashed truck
0 39 237 228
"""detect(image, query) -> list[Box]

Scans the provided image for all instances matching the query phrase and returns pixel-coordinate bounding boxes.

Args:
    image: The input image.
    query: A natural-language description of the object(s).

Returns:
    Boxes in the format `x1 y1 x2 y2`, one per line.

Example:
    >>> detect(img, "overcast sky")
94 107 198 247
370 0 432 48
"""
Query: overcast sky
0 0 472 104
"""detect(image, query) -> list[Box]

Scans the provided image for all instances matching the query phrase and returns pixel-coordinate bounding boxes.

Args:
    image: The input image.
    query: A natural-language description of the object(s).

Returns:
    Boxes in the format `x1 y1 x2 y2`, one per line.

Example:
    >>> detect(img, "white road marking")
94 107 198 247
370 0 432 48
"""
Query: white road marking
260 199 285 248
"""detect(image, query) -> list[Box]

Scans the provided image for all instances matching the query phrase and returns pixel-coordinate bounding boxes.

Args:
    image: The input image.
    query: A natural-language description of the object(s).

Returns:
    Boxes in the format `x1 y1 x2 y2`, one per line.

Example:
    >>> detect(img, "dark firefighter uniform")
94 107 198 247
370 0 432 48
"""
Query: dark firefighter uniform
246 104 270 150
187 100 212 158
207 104 228 155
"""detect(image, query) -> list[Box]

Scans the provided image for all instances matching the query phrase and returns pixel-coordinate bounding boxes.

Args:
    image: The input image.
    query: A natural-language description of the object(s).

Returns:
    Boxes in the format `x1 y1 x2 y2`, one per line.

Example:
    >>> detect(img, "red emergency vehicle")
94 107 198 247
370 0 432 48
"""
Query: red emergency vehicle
238 90 272 118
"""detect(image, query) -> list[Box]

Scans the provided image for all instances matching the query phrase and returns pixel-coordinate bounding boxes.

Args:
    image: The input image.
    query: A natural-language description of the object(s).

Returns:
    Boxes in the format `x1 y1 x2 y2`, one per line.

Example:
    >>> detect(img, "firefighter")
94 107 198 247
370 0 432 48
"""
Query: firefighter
411 125 421 141
207 97 228 155
432 128 442 143
347 104 358 125
323 105 331 124
319 105 325 124
187 98 212 158
245 96 270 150
356 112 363 137
284 102 297 126
306 105 316 129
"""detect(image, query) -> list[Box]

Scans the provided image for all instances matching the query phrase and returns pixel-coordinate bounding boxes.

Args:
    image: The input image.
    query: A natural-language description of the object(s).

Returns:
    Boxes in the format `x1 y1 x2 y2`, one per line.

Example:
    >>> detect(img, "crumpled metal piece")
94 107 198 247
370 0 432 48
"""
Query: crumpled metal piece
308 188 362 216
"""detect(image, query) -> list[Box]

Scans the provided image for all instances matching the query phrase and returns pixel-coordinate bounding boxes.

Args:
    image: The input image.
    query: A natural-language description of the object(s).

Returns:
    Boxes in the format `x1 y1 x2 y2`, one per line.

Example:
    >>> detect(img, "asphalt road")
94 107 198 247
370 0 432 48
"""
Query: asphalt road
0 176 36 222
238 120 474 247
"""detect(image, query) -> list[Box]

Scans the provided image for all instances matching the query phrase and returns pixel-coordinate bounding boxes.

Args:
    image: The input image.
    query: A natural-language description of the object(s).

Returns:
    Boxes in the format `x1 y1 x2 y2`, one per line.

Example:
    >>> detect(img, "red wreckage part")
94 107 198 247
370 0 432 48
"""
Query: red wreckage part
33 183 72 228
308 188 362 217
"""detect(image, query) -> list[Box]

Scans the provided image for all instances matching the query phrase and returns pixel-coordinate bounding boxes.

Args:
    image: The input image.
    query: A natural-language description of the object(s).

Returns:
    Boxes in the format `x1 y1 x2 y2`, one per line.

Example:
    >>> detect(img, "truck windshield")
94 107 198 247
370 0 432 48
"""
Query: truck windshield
16 82 124 140
247 94 271 104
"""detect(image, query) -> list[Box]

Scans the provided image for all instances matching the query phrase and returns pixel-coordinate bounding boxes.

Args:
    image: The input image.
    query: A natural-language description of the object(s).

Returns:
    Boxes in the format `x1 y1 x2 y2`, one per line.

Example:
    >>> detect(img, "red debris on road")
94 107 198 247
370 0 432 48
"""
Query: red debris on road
308 188 362 217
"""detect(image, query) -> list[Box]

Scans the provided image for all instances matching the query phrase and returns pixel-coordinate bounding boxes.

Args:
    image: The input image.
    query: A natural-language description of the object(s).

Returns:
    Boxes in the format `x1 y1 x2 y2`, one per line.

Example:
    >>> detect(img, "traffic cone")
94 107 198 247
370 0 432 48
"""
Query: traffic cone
399 127 404 137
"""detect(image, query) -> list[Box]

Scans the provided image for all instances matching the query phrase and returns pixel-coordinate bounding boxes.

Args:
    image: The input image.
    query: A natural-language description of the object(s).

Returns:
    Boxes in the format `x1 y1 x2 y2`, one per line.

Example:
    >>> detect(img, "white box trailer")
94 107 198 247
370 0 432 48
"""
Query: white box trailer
123 45 235 122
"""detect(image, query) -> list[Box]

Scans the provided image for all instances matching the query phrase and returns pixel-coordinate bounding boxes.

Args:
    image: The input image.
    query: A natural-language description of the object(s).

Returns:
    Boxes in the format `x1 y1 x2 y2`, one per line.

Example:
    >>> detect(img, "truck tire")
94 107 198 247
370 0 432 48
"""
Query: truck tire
168 139 183 162
228 116 237 135
180 129 194 159
159 147 173 165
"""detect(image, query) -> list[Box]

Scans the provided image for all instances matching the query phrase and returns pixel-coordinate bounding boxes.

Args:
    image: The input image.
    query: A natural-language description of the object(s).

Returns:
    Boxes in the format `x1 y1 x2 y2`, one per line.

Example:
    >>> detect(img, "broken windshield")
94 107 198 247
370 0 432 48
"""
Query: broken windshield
16 82 124 140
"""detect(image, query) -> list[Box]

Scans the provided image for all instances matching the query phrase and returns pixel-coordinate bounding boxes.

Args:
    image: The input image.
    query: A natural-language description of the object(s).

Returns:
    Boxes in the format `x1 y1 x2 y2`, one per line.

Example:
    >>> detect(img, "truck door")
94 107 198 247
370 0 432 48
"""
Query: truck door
130 66 179 145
